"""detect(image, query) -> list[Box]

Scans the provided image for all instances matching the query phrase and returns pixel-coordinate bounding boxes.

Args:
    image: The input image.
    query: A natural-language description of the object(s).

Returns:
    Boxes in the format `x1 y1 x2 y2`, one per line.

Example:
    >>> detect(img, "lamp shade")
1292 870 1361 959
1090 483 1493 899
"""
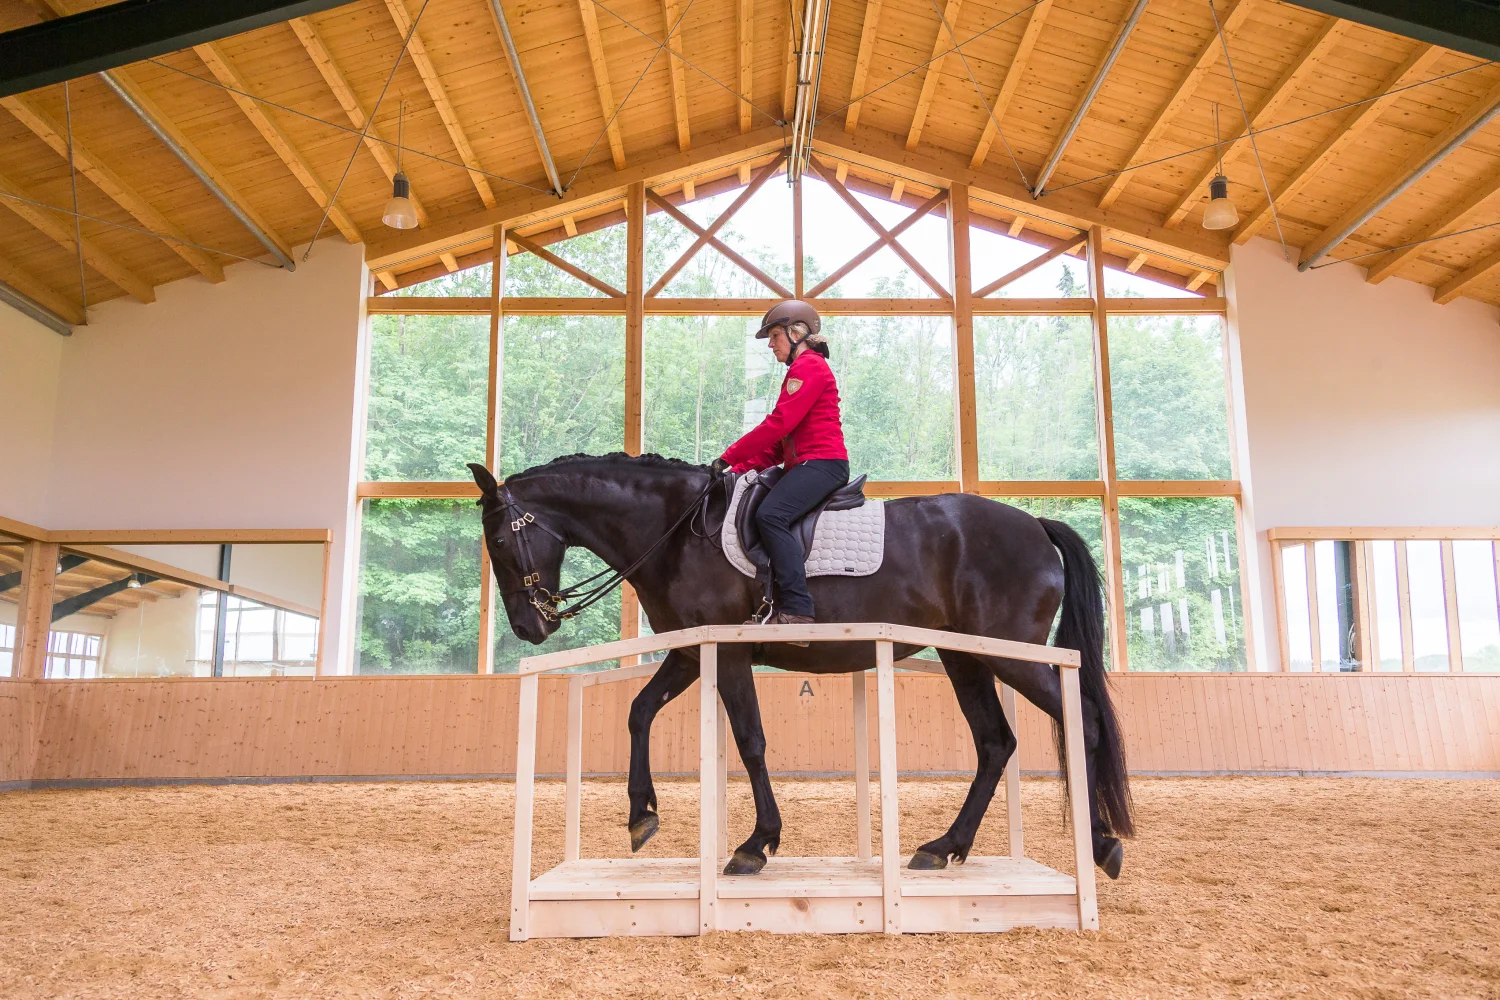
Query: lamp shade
382 172 419 230
1202 174 1239 231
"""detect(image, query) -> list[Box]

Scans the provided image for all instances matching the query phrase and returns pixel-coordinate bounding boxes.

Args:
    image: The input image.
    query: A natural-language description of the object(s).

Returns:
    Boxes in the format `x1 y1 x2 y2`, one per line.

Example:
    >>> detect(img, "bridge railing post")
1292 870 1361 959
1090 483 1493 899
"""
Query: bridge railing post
874 639 901 934
698 642 719 935
1059 664 1099 931
999 683 1024 859
510 671 539 942
565 673 584 862
852 668 871 860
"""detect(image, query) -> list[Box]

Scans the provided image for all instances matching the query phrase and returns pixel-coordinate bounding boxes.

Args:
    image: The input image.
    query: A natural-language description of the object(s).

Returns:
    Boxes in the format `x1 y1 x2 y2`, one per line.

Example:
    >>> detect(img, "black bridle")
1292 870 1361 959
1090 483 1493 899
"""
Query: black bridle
486 475 725 623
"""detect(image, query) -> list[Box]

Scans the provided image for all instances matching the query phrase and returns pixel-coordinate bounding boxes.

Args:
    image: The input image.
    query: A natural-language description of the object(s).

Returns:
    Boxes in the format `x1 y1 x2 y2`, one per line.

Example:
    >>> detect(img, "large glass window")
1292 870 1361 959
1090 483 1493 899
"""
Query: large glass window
500 315 624 476
356 499 481 674
974 315 1098 480
388 261 491 297
645 315 771 462
970 224 1090 299
506 226 626 297
1120 498 1245 671
1108 314 1231 480
0 535 22 677
364 313 489 481
1453 541 1500 672
801 176 949 298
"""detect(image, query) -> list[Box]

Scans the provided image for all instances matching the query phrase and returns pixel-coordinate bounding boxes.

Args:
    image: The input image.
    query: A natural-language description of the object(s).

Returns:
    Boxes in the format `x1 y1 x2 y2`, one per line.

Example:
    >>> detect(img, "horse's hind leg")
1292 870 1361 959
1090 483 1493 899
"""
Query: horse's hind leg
626 650 699 852
909 651 1017 870
715 647 783 876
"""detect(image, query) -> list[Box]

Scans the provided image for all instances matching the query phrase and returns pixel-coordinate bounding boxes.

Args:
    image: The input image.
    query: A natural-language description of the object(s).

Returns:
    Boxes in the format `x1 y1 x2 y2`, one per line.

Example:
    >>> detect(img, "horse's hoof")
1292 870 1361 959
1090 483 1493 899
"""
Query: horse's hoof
1097 838 1123 880
907 849 948 870
722 850 766 876
629 812 660 853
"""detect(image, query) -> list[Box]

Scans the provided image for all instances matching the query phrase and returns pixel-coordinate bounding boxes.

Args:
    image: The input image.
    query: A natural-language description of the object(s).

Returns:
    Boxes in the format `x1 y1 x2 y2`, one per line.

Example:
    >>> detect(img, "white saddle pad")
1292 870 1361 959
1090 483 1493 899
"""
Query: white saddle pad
721 470 886 579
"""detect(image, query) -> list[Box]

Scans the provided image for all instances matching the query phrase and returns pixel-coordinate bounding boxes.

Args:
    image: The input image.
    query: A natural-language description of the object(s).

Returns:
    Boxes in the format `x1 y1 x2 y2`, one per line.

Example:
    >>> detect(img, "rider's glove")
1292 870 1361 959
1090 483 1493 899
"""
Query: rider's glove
710 457 731 478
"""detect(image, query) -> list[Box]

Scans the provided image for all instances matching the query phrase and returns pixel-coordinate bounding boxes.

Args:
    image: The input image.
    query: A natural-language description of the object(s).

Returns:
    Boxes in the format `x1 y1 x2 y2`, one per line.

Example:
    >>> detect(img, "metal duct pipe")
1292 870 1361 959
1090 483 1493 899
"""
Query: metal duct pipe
788 0 832 181
0 278 73 335
101 70 297 270
487 0 565 198
1033 0 1149 197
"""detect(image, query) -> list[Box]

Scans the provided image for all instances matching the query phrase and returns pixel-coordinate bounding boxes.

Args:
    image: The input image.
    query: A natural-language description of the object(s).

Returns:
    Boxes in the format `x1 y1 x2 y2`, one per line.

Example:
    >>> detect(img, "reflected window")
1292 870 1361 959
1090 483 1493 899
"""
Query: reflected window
1407 541 1450 672
45 630 102 679
0 623 12 676
1453 541 1500 672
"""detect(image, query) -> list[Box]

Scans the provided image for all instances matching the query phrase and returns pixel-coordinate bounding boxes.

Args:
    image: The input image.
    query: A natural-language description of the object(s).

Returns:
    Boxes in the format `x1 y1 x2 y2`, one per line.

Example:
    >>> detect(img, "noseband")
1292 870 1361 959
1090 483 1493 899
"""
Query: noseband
488 476 722 624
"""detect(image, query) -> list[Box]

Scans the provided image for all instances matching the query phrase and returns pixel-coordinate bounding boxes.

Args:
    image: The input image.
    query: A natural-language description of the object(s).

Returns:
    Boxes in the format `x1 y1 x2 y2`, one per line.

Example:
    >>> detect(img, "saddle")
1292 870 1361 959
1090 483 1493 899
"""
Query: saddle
721 469 885 602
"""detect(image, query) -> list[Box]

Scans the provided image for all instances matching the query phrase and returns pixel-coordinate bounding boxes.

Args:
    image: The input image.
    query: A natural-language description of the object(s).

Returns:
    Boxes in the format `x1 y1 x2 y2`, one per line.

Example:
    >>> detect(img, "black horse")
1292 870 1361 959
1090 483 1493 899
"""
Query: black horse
469 454 1132 879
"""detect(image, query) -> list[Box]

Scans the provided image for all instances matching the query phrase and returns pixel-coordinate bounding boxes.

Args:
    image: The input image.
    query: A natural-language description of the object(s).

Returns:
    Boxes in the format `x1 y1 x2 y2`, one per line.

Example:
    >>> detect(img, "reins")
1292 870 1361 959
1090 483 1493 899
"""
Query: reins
490 473 724 623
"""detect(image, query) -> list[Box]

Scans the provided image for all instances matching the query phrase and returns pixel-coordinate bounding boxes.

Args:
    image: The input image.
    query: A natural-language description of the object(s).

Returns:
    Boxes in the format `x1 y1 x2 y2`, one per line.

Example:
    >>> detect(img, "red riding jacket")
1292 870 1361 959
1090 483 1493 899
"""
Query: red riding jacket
721 347 848 473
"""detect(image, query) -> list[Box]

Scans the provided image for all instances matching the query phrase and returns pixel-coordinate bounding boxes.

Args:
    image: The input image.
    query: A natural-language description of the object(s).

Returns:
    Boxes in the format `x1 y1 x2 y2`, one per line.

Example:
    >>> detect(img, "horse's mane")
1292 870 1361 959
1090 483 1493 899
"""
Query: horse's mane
511 451 707 480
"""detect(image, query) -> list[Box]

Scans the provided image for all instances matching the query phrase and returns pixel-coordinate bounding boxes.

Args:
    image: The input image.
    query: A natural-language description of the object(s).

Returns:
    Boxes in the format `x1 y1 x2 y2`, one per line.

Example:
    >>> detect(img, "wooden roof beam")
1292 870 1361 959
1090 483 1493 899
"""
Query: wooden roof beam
970 0 1051 169
1163 18 1346 228
1299 78 1500 270
844 0 883 134
576 0 626 168
662 0 691 151
1366 166 1500 283
382 0 496 208
0 93 225 282
738 0 753 133
193 42 363 244
1234 43 1441 244
905 0 963 151
1097 0 1252 210
0 168 154 303
289 15 430 226
1434 241 1500 304
0 253 83 327
1033 0 1149 196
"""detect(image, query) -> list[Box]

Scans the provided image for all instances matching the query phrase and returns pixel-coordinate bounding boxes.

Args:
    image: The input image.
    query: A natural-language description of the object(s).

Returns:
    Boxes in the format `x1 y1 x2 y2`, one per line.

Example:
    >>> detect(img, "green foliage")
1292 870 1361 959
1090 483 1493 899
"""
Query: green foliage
975 314 1098 480
1109 314 1232 480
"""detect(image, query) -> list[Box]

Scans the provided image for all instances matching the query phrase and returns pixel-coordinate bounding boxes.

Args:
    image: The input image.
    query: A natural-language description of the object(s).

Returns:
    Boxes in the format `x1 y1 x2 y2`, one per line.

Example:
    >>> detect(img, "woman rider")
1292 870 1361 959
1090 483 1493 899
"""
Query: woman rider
709 300 849 626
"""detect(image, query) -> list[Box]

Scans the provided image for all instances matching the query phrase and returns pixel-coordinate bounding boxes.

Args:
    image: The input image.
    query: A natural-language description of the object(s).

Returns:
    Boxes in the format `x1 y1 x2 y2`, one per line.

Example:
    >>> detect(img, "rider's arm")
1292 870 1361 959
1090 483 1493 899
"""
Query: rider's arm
728 439 783 474
719 358 829 470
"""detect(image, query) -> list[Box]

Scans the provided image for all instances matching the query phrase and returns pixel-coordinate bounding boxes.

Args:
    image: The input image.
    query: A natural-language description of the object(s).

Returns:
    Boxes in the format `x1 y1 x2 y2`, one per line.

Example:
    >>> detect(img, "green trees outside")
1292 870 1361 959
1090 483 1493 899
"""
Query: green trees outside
358 192 1245 674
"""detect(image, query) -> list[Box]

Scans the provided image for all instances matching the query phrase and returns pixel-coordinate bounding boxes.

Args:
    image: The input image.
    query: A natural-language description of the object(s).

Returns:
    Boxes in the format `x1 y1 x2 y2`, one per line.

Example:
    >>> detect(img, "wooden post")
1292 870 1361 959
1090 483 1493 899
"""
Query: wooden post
1365 542 1384 670
1353 540 1374 670
718 699 730 860
793 175 804 298
1441 540 1464 671
1270 539 1291 672
1059 665 1100 931
875 640 901 934
564 673 585 861
15 540 59 680
1087 226 1129 671
621 185 646 661
948 184 979 493
1305 542 1323 671
999 683 1024 859
1396 541 1415 672
698 642 719 934
852 668 871 860
509 671 539 941
477 224 506 674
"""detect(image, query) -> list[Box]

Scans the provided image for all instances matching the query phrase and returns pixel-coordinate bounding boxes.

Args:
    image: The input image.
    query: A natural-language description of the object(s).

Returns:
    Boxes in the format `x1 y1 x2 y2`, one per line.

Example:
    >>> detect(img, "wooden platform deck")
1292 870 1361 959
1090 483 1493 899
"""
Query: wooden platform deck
526 856 1080 936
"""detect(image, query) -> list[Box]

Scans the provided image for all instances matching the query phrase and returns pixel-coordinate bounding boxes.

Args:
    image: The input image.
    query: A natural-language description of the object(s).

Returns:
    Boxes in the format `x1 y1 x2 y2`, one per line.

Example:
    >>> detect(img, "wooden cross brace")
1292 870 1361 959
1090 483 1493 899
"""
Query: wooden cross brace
807 157 951 300
645 190 794 299
647 151 788 297
973 232 1086 298
508 230 624 297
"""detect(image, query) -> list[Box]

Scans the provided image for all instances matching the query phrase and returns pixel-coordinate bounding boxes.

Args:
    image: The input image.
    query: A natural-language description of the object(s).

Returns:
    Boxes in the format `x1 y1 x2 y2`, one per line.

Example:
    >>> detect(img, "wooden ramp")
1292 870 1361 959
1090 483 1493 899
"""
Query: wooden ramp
527 855 1079 936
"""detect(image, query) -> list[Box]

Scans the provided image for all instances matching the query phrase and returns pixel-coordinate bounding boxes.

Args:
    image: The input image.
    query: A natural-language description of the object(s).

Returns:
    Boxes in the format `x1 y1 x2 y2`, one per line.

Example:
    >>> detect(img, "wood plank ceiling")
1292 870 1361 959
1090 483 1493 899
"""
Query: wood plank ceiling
1 0 1498 316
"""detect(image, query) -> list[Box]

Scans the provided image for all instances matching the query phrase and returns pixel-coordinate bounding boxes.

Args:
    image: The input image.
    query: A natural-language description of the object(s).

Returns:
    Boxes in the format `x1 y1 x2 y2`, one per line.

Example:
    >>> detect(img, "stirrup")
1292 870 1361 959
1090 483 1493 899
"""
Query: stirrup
743 599 774 626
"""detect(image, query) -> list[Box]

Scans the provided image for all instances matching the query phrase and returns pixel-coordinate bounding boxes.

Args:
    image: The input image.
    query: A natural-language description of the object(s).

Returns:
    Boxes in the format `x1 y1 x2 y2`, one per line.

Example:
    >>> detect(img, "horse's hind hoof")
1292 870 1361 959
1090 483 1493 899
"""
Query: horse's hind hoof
629 812 659 853
907 850 948 870
1097 838 1123 880
722 850 766 876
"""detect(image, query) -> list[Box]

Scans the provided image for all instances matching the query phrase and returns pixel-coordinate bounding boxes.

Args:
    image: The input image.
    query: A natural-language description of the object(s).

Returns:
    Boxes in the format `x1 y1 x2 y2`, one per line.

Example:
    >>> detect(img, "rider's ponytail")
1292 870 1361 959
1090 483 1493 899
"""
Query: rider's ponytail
805 333 830 360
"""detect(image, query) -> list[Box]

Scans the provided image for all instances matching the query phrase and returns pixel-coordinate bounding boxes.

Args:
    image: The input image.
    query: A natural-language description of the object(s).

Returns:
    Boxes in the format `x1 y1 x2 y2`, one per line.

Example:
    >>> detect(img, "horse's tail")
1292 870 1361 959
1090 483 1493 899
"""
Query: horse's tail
1039 518 1134 838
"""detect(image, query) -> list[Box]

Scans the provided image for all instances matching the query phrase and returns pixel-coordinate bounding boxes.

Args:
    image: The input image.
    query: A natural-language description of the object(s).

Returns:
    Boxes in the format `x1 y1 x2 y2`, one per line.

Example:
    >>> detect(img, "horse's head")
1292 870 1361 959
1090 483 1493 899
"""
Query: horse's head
469 462 565 645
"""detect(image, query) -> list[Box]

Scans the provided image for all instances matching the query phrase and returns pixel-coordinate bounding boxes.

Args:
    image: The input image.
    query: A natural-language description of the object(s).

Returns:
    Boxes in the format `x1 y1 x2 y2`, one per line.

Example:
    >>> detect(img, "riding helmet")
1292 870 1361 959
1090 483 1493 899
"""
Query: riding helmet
754 299 821 341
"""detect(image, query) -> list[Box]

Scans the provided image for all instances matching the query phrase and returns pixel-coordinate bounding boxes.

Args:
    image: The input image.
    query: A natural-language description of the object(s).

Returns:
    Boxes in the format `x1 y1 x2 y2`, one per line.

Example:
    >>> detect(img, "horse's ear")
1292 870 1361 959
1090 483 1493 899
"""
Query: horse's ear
468 462 498 495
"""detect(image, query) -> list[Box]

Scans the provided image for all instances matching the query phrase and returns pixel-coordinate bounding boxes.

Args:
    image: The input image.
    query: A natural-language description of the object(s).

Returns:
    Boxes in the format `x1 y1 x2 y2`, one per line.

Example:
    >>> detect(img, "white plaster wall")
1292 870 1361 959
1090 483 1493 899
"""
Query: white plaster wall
43 242 368 671
1228 237 1500 669
0 303 63 526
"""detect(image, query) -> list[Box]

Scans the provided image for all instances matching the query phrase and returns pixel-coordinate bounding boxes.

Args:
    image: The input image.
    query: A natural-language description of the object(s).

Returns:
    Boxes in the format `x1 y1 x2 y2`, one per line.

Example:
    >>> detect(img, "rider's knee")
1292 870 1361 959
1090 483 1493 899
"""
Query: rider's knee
755 505 791 532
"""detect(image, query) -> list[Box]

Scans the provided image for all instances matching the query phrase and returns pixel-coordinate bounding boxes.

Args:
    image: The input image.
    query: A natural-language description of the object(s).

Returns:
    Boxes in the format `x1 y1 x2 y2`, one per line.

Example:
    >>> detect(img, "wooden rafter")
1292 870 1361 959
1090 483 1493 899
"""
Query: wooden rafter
1434 241 1500 303
289 15 430 226
906 0 963 151
1 93 225 282
970 0 1051 170
0 253 83 324
1163 18 1346 228
647 151 786 295
973 234 1085 298
738 0 753 133
1097 0 1252 210
1300 77 1500 267
1366 167 1500 283
646 190 792 297
508 230 624 296
808 157 950 298
193 42 363 244
0 168 154 302
576 0 626 169
381 0 496 208
1234 43 1442 244
662 0 691 151
844 0 883 134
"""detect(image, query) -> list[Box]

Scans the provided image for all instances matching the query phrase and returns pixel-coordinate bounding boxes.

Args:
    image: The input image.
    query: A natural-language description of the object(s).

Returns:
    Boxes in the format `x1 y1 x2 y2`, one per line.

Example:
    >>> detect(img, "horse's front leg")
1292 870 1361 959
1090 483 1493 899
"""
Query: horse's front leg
716 647 783 875
626 650 699 852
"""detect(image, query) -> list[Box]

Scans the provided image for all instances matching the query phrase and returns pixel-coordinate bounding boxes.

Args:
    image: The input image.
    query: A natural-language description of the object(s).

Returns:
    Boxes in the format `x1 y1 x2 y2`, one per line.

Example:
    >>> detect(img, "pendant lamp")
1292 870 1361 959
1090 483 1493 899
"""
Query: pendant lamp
1202 104 1239 231
382 101 419 230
